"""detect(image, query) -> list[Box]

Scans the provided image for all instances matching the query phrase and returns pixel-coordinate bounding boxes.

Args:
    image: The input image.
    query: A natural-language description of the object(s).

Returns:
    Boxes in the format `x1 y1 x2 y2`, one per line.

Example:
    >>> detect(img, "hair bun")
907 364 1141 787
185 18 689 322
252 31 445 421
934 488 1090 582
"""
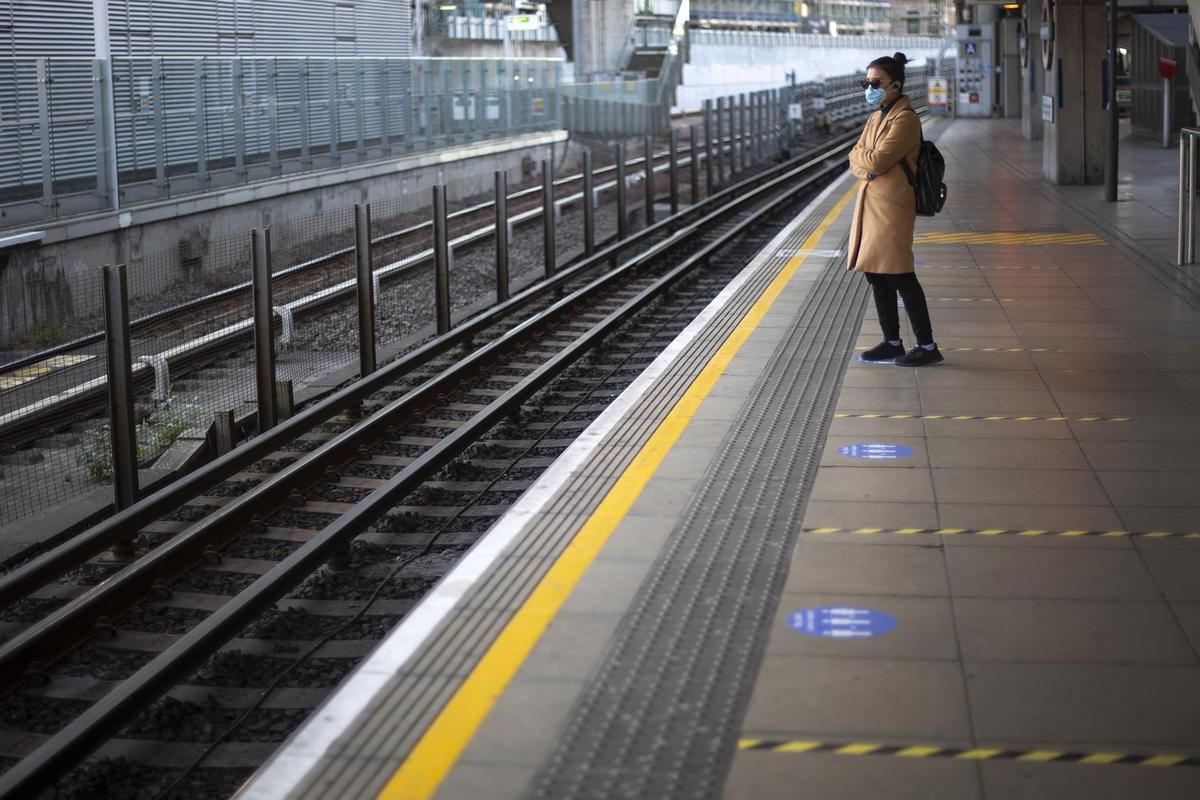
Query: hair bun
893 52 908 65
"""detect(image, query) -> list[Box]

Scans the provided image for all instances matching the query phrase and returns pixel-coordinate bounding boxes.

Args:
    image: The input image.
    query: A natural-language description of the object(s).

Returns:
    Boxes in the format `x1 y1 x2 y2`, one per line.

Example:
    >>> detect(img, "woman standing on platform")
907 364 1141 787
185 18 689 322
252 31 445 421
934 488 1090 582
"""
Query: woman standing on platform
848 52 943 366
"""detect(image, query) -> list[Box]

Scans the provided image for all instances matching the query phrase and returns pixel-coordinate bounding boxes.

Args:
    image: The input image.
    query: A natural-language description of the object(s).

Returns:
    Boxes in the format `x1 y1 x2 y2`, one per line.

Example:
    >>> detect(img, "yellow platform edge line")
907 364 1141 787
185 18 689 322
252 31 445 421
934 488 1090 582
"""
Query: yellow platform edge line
374 186 860 800
738 740 1199 767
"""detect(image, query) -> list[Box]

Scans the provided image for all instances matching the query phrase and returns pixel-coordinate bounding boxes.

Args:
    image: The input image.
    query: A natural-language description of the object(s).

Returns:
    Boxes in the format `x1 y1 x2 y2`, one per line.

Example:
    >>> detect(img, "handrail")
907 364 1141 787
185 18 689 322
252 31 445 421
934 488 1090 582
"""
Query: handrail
1178 128 1200 265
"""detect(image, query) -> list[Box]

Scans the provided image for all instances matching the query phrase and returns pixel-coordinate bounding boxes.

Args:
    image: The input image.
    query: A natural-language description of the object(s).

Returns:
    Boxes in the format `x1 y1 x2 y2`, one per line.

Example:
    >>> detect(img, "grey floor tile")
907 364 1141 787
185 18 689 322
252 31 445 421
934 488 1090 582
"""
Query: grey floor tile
518 610 624 681
810 466 935 504
1098 471 1200 508
725 750 983 800
1169 602 1200 655
931 468 1109 506
915 369 1046 391
919 389 1061 415
836 387 923 412
1030 352 1161 372
625 475 703 518
1038 370 1179 393
926 438 1089 470
830 415 927 437
965 662 1200 747
436 761 537 800
955 597 1197 664
1068 415 1200 441
560 556 656 615
842 366 921 388
945 546 1160 599
1139 550 1200 601
785 540 950 596
456 677 586 766
978 760 1200 800
1051 390 1197 415
1079 440 1200 472
742 655 972 740
595 513 677 561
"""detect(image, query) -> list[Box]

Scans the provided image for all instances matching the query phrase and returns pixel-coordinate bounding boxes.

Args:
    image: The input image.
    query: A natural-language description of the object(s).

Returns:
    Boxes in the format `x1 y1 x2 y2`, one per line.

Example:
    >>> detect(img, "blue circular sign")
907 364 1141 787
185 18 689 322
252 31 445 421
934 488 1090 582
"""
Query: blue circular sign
788 607 897 638
837 443 914 460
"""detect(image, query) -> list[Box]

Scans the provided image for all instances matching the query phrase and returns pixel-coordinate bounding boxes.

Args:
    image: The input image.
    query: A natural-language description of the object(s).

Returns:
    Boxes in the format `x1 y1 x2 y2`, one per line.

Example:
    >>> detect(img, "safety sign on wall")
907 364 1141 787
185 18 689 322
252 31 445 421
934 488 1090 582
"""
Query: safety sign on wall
788 607 897 638
928 77 950 115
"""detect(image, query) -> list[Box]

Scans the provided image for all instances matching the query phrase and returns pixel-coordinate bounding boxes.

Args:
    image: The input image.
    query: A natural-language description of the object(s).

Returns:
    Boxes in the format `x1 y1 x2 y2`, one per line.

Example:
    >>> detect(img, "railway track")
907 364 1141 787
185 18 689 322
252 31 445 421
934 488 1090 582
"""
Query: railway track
0 133 736 452
0 131 857 798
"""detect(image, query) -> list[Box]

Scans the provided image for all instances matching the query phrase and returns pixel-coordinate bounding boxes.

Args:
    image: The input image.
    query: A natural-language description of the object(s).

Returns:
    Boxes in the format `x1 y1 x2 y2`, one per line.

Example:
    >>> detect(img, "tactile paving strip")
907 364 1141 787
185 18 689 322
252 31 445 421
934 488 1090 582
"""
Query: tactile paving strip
284 187 843 800
529 232 866 798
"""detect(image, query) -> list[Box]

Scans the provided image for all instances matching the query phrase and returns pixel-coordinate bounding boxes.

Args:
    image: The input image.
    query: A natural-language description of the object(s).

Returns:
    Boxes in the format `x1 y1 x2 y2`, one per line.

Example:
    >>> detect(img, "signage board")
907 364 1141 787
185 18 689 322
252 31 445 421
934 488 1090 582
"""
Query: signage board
1042 94 1054 123
787 102 803 121
928 77 949 114
506 14 541 31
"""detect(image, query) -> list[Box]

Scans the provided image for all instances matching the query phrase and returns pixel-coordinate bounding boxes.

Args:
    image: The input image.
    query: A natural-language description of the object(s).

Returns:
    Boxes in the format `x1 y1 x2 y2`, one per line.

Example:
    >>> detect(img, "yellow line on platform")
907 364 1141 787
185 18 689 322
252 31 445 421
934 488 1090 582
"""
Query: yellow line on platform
375 188 859 800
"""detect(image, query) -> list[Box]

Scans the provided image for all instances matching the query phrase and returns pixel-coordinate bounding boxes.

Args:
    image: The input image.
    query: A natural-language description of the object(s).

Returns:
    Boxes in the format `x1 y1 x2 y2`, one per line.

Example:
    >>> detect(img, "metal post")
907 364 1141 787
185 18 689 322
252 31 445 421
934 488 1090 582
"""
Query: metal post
616 142 629 239
232 58 247 179
703 99 714 195
716 96 725 185
354 60 367 157
1188 136 1197 264
495 170 510 300
542 159 556 278
1179 139 1188 265
1104 0 1118 201
329 61 342 164
194 59 210 189
354 204 376 377
297 58 311 168
102 264 138 511
689 125 699 204
252 229 278 433
379 60 393 156
36 58 53 208
668 128 679 215
582 150 595 256
92 58 119 209
267 59 281 176
644 135 655 226
739 93 748 169
151 57 167 191
433 185 451 333
1162 77 1172 149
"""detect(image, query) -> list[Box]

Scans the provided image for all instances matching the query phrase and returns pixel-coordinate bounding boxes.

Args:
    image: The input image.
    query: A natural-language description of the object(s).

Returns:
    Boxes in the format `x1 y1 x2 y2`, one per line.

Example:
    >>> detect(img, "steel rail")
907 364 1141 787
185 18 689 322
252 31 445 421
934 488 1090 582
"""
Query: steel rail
0 148 848 800
0 130 860 613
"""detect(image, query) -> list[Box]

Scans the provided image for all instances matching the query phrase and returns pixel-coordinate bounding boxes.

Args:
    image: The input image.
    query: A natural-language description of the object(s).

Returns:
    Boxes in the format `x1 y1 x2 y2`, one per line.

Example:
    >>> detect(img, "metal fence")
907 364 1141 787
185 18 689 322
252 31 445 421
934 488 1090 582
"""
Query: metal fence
0 56 563 229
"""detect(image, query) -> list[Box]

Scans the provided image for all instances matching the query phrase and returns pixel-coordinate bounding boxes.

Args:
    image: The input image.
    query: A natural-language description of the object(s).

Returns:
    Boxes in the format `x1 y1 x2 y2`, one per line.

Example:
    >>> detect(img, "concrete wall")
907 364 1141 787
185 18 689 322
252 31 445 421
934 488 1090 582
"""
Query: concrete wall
576 0 639 76
0 132 567 347
1041 0 1107 184
1021 0 1045 140
677 36 945 112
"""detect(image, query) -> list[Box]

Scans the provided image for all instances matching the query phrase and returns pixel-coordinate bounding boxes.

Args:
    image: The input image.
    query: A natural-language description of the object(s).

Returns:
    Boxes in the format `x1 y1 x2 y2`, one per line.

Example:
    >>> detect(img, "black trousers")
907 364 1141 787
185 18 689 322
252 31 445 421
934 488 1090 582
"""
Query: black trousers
864 271 934 346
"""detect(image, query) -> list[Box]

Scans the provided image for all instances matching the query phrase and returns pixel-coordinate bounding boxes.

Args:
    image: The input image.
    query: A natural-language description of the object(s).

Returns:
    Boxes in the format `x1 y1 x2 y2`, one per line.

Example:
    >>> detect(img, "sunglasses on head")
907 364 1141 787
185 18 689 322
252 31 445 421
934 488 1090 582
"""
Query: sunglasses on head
860 79 886 89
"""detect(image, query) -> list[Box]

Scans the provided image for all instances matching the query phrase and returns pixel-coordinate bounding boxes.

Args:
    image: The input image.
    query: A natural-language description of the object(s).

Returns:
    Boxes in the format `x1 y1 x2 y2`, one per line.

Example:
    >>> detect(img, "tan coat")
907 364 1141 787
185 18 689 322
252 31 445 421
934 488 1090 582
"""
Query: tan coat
846 95 922 275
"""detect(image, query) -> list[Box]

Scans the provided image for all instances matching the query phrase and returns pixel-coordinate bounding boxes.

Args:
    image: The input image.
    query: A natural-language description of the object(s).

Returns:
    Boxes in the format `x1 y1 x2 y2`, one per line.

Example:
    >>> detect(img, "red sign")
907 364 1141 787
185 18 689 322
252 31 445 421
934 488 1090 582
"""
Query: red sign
969 91 980 104
1159 58 1177 79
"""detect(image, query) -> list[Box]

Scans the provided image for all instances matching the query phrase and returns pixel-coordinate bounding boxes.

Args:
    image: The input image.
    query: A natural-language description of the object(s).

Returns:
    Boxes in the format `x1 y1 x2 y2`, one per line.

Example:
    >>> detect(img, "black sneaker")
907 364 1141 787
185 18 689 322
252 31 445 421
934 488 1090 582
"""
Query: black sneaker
894 345 945 367
860 340 905 362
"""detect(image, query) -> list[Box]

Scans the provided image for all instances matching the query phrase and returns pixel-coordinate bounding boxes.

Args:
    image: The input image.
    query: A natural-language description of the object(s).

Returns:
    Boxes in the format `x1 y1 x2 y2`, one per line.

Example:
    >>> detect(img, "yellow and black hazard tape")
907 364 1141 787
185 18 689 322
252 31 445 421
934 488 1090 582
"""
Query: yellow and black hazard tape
855 346 1062 353
832 413 1131 423
918 265 1060 270
738 738 1200 767
930 297 1017 303
913 232 1107 246
804 526 1200 541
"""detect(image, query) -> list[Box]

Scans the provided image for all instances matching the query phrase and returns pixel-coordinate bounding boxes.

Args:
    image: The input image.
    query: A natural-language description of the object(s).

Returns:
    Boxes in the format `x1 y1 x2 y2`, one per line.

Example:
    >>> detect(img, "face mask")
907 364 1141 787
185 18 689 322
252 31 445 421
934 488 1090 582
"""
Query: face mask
865 86 886 106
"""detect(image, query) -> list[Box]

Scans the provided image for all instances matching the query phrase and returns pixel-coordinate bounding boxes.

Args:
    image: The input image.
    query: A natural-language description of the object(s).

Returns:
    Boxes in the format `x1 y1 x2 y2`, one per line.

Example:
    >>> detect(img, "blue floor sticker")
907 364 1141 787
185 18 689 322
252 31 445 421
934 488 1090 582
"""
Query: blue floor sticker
837 443 914 460
788 607 897 638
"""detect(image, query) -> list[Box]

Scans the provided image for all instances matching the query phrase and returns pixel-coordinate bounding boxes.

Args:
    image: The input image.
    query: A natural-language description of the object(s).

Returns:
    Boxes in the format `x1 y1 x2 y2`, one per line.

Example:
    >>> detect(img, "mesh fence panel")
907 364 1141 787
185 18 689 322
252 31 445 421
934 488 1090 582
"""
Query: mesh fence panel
445 171 498 317
270 205 359 400
0 268 109 528
372 189 437 359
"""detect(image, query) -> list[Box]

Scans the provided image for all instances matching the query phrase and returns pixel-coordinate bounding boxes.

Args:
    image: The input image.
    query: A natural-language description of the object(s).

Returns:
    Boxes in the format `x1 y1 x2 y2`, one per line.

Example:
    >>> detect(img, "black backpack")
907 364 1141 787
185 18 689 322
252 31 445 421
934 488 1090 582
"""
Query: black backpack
898 111 947 216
